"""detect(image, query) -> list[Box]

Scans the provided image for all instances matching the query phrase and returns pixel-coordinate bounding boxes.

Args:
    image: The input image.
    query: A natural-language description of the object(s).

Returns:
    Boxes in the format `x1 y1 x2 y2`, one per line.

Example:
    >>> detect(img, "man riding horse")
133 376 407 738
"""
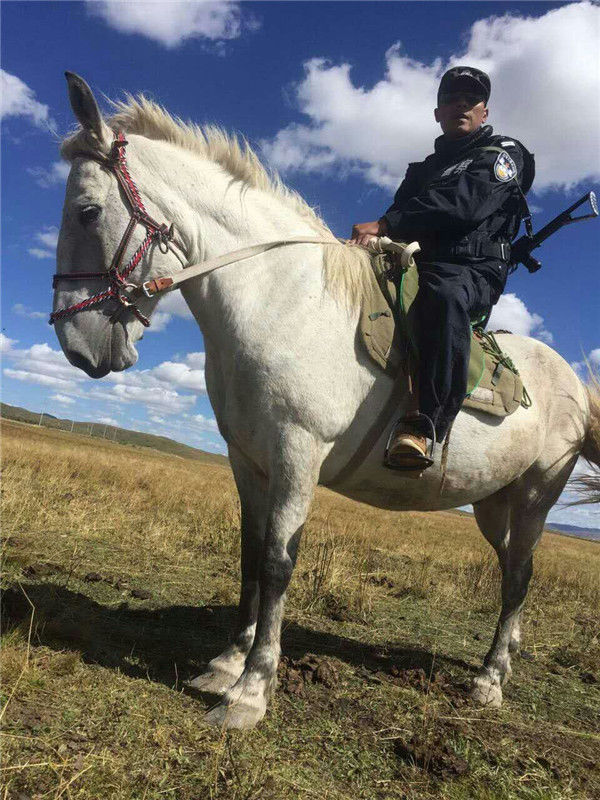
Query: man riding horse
351 66 535 470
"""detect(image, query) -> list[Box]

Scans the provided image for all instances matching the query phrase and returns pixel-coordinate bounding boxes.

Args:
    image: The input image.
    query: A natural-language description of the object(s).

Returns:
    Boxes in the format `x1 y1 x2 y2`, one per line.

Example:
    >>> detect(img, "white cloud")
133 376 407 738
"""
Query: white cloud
151 360 206 392
146 311 173 333
3 368 77 391
27 161 70 188
98 416 119 426
0 70 55 131
184 352 205 369
193 413 219 432
51 394 76 405
13 304 46 320
263 2 600 192
2 336 209 421
159 290 194 320
0 334 17 354
101 383 197 415
145 291 195 333
87 1 255 49
28 248 54 260
36 227 59 249
4 342 84 386
571 348 600 377
488 292 553 343
27 226 59 259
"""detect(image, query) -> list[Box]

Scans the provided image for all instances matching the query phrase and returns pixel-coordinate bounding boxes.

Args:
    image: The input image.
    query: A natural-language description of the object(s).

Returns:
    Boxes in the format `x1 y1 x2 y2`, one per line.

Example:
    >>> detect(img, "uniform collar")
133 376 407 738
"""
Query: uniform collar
434 124 494 162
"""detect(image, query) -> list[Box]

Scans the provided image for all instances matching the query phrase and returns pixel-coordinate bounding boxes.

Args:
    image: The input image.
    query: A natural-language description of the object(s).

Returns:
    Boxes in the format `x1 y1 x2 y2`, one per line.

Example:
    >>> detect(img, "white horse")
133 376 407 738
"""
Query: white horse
52 74 599 729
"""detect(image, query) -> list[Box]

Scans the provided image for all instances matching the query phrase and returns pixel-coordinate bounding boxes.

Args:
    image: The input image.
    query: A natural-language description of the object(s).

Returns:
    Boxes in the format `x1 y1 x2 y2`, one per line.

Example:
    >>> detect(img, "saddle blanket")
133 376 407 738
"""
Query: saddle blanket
359 251 531 418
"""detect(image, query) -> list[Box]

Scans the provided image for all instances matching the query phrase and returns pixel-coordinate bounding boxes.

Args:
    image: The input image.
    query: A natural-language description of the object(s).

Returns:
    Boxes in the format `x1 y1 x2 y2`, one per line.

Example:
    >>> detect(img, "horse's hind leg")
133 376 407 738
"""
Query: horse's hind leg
205 428 322 729
471 488 542 707
471 456 577 707
189 445 268 694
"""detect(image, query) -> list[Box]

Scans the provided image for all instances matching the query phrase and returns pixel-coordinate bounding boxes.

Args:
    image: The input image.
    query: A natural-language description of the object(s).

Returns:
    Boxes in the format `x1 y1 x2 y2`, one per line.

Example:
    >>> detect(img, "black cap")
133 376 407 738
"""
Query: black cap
437 66 491 105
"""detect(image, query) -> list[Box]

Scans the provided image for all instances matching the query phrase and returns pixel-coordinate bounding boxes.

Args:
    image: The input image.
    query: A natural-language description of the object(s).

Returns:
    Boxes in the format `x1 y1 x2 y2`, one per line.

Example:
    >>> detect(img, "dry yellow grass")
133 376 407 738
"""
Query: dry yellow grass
2 419 599 800
3 417 599 626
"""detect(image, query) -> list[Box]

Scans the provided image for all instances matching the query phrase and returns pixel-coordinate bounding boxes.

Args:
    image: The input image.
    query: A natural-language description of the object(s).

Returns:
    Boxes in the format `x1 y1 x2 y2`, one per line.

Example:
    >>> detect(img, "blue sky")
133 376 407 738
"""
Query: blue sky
1 1 599 526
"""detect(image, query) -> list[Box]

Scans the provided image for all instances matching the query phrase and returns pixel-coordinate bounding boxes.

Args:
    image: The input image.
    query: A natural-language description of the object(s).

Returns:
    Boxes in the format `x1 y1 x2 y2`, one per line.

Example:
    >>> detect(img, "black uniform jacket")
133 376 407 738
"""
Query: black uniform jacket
382 125 533 259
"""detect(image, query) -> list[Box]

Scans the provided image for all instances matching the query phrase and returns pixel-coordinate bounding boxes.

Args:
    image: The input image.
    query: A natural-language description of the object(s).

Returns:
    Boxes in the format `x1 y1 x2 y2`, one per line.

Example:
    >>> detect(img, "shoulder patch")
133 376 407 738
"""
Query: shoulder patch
500 140 516 147
494 151 518 182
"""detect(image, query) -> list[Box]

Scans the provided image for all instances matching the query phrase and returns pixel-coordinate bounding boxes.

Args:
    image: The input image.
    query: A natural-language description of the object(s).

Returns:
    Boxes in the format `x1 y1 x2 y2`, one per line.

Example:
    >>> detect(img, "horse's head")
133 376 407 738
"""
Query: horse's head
52 73 184 378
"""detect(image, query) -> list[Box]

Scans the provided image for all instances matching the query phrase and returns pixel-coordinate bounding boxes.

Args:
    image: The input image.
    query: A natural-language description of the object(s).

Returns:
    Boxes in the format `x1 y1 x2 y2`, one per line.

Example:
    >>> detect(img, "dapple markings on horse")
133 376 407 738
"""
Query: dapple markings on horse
52 74 600 729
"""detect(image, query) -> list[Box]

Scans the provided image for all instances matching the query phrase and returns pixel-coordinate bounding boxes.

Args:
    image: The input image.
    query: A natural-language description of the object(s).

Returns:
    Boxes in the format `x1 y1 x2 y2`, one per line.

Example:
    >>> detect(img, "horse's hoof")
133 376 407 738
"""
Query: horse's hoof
186 670 237 695
204 697 266 730
471 677 503 708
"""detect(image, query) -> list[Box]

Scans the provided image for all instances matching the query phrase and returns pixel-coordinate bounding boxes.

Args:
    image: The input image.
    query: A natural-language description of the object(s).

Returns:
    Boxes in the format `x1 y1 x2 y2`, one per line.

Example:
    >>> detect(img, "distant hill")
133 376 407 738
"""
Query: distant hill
545 521 600 542
0 403 229 467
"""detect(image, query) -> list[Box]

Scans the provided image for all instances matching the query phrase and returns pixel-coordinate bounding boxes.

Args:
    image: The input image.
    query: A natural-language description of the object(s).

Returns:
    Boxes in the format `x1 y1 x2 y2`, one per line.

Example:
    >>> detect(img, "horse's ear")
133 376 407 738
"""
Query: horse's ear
65 72 110 146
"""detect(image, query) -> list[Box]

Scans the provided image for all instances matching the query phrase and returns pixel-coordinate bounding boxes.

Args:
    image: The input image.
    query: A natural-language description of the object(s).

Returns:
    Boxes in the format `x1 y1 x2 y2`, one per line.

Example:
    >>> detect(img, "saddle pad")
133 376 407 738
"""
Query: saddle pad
359 253 530 417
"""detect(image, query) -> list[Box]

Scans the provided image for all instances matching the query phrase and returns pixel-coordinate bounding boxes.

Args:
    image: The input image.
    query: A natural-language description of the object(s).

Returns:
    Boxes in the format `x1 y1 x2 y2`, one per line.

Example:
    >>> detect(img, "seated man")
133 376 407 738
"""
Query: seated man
351 66 534 469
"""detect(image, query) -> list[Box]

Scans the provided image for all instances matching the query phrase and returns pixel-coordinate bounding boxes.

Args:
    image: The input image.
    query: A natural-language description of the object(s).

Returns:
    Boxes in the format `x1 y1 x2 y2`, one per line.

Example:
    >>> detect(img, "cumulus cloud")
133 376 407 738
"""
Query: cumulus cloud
27 161 70 188
2 337 207 413
151 360 206 392
263 2 599 192
145 290 195 333
12 304 46 320
0 334 217 436
28 226 59 259
571 348 600 377
184 352 205 369
0 334 17 354
87 1 257 49
0 70 55 131
193 413 219 432
488 292 553 343
28 248 54 260
159 291 194 320
51 394 76 405
97 416 119 426
3 368 77 390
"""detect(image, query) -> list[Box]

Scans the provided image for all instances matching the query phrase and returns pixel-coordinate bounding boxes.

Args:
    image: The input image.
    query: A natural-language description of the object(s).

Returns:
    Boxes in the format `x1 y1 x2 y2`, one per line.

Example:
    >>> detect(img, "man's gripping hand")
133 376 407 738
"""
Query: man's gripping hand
350 218 389 246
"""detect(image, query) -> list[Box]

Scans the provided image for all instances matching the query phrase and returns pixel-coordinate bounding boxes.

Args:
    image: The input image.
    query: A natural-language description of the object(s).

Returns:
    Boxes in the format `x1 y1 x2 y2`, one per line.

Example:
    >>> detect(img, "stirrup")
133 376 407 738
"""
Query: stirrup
383 413 436 472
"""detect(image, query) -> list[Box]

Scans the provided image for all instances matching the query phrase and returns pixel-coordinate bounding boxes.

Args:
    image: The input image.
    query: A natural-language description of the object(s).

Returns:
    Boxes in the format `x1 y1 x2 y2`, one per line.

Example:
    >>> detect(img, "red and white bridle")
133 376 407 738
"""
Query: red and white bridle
50 132 182 327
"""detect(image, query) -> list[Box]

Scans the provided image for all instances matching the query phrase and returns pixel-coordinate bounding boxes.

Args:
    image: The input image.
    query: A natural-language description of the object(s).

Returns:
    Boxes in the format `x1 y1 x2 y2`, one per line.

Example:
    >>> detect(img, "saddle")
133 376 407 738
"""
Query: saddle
359 243 531 417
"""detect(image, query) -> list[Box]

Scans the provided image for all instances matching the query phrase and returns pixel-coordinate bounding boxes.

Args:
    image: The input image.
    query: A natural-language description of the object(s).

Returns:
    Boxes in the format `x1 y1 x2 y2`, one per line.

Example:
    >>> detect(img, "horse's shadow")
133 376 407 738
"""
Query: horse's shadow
2 582 474 692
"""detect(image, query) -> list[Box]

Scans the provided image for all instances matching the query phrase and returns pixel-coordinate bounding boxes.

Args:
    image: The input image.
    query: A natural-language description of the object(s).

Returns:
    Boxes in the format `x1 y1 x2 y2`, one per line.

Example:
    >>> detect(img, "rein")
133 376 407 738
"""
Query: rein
50 131 348 328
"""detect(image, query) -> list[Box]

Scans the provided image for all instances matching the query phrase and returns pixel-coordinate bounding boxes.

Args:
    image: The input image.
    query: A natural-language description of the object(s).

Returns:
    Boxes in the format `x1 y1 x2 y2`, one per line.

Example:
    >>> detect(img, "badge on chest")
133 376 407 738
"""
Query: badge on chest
440 158 473 179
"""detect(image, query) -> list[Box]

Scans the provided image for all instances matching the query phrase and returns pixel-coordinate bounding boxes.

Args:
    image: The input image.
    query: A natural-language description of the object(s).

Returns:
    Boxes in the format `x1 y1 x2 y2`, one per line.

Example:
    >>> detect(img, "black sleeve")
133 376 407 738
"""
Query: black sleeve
383 163 423 217
382 146 525 240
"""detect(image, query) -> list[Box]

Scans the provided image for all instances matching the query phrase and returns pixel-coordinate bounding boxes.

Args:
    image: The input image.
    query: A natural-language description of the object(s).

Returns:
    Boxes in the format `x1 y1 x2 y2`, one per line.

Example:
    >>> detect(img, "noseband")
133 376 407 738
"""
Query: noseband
50 132 181 327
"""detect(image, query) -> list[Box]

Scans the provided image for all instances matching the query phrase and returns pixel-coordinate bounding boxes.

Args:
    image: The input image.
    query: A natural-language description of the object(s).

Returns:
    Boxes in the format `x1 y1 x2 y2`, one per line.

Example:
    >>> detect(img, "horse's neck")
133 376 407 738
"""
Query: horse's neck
135 137 322 261
135 137 329 338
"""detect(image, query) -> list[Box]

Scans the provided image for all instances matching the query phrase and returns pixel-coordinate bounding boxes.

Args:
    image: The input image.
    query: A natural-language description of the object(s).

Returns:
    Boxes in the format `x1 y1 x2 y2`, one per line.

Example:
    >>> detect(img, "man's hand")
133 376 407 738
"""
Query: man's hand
350 218 389 246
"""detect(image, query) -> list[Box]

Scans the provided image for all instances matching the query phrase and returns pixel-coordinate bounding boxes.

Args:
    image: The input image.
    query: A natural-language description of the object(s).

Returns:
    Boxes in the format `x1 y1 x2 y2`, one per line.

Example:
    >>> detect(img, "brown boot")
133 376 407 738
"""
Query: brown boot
384 427 433 471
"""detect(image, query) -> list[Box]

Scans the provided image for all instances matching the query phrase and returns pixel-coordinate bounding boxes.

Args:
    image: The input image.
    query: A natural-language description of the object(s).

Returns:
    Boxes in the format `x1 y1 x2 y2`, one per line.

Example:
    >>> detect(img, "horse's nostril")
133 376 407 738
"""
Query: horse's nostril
65 349 89 371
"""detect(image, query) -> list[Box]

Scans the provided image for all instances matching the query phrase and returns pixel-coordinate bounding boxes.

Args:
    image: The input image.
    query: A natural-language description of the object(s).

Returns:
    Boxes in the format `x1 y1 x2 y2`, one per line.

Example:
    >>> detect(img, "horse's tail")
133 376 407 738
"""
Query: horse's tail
571 372 600 505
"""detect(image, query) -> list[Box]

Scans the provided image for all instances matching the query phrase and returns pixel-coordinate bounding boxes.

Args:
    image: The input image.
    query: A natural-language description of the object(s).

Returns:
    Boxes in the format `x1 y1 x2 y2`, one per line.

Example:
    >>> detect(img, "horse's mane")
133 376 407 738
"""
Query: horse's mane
61 94 372 309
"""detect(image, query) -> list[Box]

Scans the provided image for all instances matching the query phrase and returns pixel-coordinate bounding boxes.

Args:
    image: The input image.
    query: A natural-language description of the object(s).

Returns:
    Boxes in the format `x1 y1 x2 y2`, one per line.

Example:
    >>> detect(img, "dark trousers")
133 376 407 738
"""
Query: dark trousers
414 258 504 442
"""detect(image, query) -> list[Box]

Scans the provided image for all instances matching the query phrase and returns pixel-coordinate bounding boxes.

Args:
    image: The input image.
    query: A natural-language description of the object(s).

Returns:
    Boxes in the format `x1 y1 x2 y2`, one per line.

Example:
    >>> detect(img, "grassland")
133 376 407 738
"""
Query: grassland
1 419 599 799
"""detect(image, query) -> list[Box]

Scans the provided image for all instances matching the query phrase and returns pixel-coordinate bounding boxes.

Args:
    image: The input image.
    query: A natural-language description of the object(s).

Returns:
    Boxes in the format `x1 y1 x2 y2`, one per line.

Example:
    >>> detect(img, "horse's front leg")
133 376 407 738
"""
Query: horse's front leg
189 445 268 694
205 429 321 729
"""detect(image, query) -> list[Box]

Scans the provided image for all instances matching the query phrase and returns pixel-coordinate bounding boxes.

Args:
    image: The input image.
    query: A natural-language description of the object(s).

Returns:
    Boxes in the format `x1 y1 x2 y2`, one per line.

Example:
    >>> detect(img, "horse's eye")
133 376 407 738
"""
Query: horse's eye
79 205 101 225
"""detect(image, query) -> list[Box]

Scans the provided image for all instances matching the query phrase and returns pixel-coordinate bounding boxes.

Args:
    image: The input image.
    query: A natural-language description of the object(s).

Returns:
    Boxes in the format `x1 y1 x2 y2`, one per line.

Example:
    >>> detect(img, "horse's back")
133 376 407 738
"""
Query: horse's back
323 333 587 512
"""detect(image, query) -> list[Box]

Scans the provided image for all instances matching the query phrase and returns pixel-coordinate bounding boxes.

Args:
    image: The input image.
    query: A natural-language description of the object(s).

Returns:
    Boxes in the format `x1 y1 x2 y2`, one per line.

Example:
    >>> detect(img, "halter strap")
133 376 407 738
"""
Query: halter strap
50 132 183 327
